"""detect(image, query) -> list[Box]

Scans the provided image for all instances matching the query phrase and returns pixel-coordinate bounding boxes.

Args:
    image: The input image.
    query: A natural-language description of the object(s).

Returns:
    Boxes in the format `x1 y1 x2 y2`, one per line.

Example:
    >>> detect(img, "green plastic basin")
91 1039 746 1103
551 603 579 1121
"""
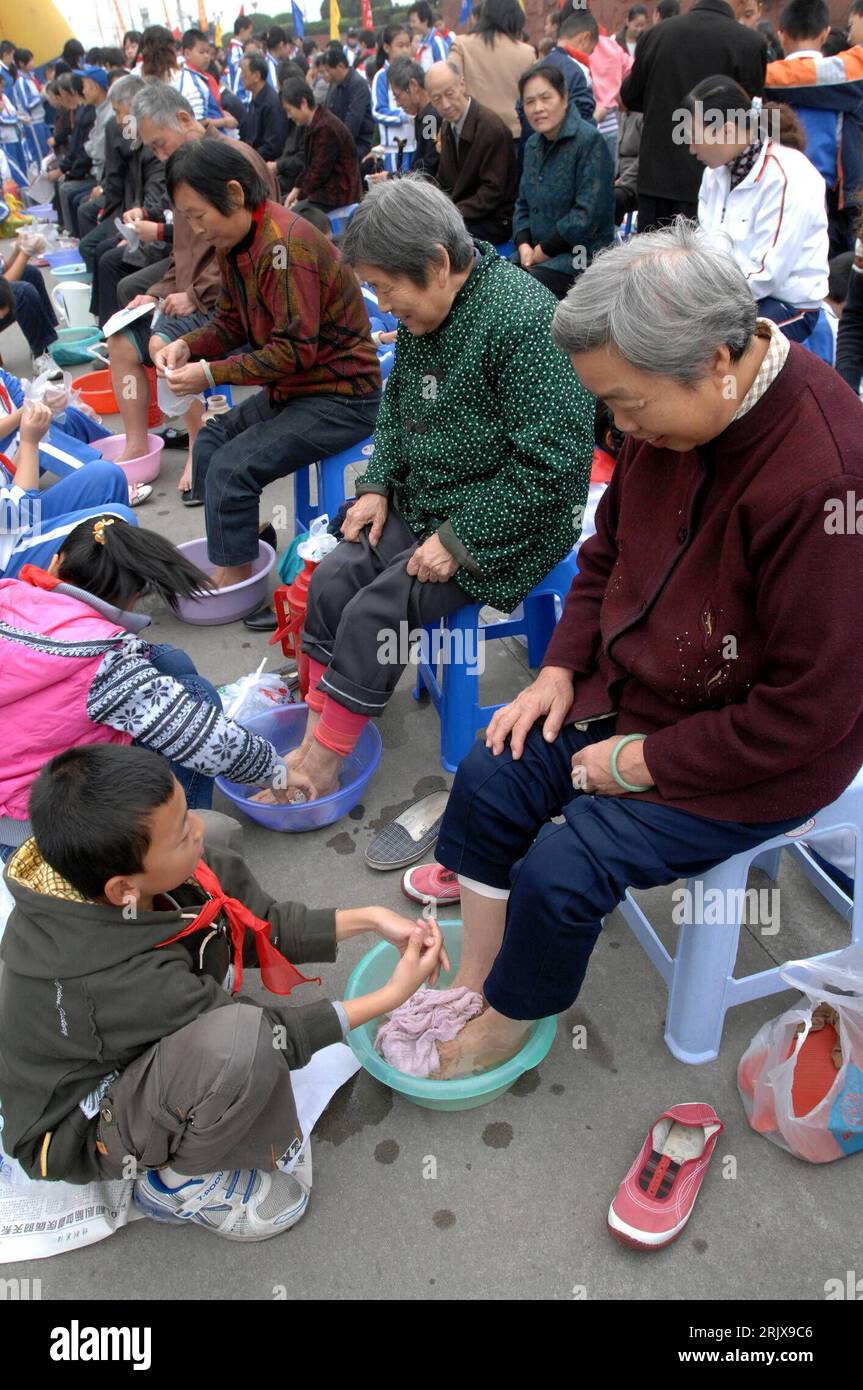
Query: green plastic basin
344 920 556 1110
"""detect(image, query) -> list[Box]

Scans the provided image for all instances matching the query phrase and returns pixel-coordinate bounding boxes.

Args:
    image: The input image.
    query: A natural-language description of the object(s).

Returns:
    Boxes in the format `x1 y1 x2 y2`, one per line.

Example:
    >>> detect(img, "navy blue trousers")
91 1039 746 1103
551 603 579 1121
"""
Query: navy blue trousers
6 264 58 357
435 721 805 1020
757 296 819 344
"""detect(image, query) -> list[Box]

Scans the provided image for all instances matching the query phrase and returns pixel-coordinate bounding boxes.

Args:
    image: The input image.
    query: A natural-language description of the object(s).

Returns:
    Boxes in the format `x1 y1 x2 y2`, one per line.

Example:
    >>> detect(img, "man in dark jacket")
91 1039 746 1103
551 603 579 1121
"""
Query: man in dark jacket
389 57 440 177
240 52 289 160
427 60 518 242
81 75 170 323
323 43 374 162
282 78 362 211
620 0 766 230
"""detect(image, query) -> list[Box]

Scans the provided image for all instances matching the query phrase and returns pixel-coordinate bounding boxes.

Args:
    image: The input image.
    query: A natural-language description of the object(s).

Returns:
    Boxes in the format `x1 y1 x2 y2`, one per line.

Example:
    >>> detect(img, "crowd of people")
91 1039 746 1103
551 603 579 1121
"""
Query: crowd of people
0 0 861 1249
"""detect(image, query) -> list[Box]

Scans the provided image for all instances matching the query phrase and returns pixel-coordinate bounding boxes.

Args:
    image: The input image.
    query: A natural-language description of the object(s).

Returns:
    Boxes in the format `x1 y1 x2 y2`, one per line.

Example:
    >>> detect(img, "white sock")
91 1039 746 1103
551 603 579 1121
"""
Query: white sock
457 874 510 901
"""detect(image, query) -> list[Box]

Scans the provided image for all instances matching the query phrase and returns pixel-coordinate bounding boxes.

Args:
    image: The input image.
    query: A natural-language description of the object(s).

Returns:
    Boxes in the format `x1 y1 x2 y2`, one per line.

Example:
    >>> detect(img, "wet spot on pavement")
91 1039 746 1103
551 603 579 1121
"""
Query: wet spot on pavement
550 1084 565 1095
482 1122 513 1149
326 831 356 855
315 1071 393 1145
510 1069 541 1097
374 1139 400 1164
433 1210 456 1229
368 776 449 833
564 1006 617 1073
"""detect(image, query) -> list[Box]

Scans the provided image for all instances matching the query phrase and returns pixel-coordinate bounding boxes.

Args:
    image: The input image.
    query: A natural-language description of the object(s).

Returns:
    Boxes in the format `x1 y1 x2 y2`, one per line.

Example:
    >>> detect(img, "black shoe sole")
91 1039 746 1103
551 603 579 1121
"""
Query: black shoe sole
181 490 203 507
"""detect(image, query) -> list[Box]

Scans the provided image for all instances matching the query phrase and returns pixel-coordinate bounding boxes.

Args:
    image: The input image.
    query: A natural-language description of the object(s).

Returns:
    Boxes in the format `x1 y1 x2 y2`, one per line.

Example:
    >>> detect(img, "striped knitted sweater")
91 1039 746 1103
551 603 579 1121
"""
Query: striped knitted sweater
182 200 381 406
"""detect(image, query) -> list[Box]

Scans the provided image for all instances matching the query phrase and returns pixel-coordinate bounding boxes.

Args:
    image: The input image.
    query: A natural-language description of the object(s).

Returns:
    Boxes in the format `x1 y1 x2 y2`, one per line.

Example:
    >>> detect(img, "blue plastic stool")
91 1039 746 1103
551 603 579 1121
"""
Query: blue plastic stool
327 203 359 236
293 435 376 533
413 550 579 772
616 767 863 1063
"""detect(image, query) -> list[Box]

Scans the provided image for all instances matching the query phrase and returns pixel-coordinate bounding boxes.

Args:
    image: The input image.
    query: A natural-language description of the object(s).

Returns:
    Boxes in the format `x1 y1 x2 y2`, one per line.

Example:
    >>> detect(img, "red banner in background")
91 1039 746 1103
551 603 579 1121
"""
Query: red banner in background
361 0 374 29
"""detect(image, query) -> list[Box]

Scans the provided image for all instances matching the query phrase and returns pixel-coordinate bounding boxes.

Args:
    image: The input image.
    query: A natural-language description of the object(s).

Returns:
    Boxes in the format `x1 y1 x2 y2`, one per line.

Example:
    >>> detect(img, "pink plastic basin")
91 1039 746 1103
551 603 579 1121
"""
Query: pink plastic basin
96 432 164 486
175 538 276 626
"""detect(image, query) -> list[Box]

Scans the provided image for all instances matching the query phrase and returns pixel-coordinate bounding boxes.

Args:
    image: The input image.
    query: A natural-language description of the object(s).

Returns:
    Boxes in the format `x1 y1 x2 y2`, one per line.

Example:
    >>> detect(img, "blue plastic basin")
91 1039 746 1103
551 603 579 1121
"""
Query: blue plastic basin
216 703 383 831
345 922 557 1110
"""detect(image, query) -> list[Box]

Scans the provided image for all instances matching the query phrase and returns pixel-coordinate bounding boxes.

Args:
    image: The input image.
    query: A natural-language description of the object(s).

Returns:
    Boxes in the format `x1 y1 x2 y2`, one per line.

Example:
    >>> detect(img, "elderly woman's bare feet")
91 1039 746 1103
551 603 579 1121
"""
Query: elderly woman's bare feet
286 711 321 772
297 739 343 800
432 1009 531 1079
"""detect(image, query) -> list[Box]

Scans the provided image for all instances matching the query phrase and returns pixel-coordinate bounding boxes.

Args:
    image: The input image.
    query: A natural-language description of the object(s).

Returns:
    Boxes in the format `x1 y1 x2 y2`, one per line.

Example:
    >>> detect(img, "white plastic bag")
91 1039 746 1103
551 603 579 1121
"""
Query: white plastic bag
218 661 295 722
297 514 338 562
23 366 71 417
737 947 863 1163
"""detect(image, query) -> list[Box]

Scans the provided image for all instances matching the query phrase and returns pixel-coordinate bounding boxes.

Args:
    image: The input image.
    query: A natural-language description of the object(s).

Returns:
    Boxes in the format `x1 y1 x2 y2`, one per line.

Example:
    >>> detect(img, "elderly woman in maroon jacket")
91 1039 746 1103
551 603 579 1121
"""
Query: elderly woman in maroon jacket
431 218 863 1078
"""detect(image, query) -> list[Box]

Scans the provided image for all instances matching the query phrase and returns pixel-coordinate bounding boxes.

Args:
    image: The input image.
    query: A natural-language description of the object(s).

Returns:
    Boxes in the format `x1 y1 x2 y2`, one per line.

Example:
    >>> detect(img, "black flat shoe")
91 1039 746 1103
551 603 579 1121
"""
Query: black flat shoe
259 523 277 550
159 426 189 449
243 603 278 632
181 489 203 507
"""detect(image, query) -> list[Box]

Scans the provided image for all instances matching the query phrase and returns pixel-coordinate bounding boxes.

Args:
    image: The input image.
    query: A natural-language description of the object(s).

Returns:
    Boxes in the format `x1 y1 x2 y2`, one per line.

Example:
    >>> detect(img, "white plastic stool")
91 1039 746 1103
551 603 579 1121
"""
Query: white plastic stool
616 767 863 1064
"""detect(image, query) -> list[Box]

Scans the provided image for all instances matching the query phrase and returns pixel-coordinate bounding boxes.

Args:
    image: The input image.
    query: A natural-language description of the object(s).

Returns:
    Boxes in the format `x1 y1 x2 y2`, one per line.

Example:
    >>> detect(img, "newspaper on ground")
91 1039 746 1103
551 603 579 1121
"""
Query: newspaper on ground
0 1042 360 1262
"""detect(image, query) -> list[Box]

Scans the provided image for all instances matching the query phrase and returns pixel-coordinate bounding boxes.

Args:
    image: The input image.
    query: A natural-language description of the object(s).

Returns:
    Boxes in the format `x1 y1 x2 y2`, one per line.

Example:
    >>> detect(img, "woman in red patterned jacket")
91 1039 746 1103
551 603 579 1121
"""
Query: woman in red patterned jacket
153 138 381 588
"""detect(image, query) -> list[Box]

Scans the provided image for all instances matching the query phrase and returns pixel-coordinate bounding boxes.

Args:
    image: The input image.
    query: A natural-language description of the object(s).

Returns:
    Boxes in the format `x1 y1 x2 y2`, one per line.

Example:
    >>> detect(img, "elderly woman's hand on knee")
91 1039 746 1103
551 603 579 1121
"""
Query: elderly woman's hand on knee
406 533 459 583
485 666 575 759
341 492 388 546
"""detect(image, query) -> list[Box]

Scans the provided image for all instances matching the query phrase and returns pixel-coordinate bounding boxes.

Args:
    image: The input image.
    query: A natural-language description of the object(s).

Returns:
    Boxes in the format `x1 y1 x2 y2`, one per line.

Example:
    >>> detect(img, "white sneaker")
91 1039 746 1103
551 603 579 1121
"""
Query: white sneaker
128 483 152 506
133 1150 311 1241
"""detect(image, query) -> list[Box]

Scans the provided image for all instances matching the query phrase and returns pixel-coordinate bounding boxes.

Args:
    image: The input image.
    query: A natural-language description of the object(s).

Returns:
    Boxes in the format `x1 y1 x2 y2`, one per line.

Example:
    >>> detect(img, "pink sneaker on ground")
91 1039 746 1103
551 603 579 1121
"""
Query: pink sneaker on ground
401 863 461 906
607 1103 723 1251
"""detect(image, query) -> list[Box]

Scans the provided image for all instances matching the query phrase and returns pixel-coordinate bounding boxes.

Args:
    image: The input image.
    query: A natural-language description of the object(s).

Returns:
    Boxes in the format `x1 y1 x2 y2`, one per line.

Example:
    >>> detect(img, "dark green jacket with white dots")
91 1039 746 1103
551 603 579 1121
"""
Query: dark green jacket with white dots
355 243 593 613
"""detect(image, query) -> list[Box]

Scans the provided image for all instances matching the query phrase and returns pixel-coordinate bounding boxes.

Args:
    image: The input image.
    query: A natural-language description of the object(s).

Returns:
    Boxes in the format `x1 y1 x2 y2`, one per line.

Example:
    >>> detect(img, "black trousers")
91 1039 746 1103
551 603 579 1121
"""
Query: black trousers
91 241 169 323
302 507 468 716
636 194 698 233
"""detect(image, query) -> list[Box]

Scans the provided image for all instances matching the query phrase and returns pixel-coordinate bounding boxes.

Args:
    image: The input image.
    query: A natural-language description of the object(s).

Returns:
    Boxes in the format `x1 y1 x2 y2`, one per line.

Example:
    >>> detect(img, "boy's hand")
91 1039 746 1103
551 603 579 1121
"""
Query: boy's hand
385 920 445 1005
250 757 318 804
371 907 451 980
19 400 52 444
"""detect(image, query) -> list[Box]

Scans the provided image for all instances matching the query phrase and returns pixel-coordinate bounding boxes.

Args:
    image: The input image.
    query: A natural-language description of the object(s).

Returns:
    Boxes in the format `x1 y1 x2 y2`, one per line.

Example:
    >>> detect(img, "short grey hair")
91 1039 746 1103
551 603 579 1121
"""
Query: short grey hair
389 57 425 92
109 73 145 110
341 173 474 285
551 218 757 386
130 79 195 131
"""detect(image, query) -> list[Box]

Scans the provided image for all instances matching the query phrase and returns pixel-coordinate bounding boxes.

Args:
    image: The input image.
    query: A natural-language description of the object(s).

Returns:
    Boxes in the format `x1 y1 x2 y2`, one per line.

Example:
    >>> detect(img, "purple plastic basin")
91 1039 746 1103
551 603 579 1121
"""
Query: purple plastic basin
217 704 383 831
175 538 276 626
96 432 164 486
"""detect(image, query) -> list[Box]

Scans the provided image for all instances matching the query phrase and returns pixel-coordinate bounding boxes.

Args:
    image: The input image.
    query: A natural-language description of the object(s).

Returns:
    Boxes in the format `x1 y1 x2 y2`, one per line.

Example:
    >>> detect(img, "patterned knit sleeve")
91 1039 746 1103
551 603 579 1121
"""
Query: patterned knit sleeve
87 645 280 787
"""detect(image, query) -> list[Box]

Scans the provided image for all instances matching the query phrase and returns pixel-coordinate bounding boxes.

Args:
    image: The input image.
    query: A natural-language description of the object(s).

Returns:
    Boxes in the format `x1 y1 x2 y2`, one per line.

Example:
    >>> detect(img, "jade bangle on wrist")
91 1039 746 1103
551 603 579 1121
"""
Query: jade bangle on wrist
609 734 652 792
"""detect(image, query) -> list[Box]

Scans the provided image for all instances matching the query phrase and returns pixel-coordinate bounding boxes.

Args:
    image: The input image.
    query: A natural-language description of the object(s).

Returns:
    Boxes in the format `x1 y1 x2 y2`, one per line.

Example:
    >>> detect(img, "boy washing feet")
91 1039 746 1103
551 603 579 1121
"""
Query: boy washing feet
0 744 446 1240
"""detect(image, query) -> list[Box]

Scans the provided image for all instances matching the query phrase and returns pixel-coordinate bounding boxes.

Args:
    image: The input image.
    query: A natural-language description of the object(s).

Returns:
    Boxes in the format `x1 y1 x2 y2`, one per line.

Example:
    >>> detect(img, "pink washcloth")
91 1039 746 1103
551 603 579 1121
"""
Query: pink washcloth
375 986 484 1078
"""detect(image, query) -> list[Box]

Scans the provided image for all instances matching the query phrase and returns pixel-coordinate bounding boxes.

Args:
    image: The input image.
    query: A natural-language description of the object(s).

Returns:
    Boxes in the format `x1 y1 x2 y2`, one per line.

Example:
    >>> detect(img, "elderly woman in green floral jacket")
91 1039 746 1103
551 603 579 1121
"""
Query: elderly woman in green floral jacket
288 175 593 799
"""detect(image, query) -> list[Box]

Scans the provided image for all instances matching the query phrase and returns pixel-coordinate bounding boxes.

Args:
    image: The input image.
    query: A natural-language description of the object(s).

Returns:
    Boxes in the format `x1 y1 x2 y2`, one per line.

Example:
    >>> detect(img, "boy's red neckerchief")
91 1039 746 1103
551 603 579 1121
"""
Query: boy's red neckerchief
154 858 321 997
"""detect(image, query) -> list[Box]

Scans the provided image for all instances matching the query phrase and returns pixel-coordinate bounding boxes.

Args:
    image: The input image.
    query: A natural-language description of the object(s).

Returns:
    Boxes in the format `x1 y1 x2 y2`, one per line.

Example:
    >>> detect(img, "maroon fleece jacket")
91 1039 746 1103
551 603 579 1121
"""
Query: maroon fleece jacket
543 344 863 822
